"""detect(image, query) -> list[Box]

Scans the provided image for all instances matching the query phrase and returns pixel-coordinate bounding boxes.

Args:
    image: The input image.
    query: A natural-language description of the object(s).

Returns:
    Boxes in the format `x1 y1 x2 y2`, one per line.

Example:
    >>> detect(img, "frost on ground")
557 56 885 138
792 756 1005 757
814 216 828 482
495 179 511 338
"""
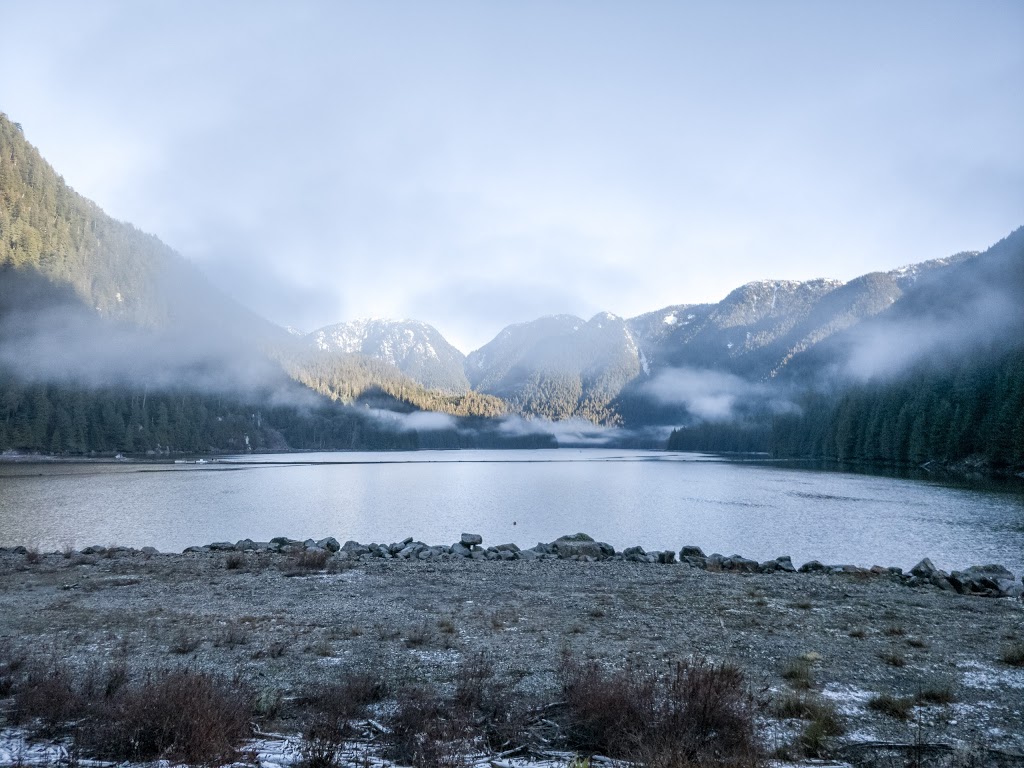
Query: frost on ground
1 550 1023 766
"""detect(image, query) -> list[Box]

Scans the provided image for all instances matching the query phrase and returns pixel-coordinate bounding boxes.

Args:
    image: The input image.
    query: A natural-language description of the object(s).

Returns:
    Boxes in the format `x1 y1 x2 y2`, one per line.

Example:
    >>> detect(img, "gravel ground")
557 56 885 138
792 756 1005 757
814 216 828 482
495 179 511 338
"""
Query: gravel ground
0 549 1022 763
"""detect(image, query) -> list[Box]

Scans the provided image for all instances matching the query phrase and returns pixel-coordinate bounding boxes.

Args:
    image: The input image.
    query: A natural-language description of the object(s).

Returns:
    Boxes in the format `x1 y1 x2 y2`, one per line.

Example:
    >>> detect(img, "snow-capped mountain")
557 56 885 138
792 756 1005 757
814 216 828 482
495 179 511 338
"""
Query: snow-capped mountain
304 318 470 393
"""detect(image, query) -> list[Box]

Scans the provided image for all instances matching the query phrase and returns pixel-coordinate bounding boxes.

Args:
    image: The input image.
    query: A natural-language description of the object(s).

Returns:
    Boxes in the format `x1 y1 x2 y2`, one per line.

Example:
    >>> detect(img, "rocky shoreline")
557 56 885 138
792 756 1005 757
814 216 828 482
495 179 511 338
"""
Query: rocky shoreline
7 530 1020 600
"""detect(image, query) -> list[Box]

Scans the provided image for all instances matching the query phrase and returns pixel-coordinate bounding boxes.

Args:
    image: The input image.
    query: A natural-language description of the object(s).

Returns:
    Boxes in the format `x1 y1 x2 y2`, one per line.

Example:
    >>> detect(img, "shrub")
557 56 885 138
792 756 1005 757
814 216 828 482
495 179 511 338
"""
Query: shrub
559 652 759 768
12 663 81 736
292 549 331 571
225 552 247 570
387 686 467 768
76 669 253 762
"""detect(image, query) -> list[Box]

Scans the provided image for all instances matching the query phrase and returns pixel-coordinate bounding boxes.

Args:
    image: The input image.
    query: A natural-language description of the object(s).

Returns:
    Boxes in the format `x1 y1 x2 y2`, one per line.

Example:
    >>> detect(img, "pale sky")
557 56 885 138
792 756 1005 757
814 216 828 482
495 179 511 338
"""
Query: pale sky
1 1 1021 352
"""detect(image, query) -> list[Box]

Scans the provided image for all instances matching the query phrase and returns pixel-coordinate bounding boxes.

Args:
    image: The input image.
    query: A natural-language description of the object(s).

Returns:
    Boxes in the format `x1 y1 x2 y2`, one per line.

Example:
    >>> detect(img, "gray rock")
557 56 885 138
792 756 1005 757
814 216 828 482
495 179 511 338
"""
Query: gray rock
553 535 610 560
303 538 318 550
494 543 520 553
518 549 538 561
182 546 208 553
316 537 341 553
208 542 237 552
485 550 501 560
461 533 483 546
499 550 517 561
680 545 706 558
657 550 676 564
623 546 646 558
910 558 938 578
799 560 826 573
417 549 434 560
140 546 159 555
775 556 796 573
342 541 370 556
557 532 595 542
236 539 258 551
724 555 758 573
450 542 472 557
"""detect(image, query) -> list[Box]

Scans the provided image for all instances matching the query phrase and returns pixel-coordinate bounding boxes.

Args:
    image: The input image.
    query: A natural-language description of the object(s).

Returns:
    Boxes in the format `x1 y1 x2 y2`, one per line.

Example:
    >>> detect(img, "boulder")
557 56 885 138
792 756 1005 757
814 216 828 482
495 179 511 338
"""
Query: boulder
494 543 520 553
207 542 237 552
316 537 341 553
341 541 370 556
461 533 483 547
140 546 159 555
949 565 1018 597
623 546 646 558
724 555 758 573
775 556 796 573
680 545 706 558
657 550 677 564
552 534 612 560
451 542 472 558
910 558 938 578
235 539 258 551
519 549 538 561
799 560 827 573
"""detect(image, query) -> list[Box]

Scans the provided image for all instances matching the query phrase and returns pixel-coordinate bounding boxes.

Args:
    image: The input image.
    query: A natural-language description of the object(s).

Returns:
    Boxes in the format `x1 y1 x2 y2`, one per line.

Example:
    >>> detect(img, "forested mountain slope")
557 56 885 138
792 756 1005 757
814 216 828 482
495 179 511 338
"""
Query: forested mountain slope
668 228 1024 469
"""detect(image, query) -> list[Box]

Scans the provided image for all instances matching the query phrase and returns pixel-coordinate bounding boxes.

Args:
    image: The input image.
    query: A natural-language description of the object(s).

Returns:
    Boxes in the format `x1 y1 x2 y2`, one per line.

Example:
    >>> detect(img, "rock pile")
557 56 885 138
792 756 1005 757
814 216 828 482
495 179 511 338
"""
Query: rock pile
5 533 1022 600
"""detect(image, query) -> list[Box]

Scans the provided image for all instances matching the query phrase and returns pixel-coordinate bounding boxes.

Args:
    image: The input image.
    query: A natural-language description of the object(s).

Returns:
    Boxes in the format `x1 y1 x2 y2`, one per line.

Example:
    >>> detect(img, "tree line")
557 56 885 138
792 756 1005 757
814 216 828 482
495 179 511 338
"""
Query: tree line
668 347 1024 470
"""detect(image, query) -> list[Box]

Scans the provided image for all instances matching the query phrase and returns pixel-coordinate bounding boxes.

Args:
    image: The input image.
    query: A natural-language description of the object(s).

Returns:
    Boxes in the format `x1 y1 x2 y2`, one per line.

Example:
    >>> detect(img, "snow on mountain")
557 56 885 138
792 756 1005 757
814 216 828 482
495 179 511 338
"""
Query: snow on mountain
304 318 470 393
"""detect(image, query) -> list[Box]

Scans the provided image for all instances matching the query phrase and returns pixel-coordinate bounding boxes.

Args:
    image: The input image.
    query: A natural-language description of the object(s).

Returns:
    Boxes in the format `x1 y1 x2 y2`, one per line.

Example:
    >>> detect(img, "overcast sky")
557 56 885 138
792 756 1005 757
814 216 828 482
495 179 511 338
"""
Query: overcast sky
1 1 1021 352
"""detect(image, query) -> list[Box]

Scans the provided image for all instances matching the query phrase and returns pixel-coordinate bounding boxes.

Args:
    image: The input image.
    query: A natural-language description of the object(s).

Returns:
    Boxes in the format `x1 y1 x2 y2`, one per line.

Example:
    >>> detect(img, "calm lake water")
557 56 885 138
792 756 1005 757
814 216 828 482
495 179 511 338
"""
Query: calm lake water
1 449 1023 575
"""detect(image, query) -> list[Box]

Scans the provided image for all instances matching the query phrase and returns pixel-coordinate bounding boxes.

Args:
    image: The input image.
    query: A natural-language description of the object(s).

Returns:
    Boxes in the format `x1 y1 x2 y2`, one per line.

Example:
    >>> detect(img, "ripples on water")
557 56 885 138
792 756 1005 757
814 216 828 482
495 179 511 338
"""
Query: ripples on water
1 449 1022 575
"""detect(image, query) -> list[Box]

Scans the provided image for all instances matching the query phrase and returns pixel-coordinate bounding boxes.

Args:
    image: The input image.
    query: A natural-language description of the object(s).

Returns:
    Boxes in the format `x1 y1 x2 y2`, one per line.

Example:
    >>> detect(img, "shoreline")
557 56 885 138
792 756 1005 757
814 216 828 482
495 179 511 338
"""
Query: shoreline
3 532 1022 600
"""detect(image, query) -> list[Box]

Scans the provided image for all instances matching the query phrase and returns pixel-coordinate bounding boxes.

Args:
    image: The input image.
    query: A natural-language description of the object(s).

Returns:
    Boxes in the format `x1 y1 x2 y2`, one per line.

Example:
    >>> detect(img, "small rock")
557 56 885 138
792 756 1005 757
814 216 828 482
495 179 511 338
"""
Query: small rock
208 542 237 552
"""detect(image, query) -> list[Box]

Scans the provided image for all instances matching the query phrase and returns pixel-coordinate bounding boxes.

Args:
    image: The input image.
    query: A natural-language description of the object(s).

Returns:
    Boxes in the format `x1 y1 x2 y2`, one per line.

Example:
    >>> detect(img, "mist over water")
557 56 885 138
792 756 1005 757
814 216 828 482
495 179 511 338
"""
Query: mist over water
2 450 1022 575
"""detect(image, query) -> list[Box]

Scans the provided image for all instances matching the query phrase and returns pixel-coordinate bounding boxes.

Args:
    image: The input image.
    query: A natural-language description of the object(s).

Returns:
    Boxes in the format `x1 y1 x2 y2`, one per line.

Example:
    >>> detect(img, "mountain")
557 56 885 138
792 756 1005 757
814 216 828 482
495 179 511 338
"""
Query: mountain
668 228 1024 468
465 312 642 423
0 114 282 346
464 254 977 423
303 318 470 393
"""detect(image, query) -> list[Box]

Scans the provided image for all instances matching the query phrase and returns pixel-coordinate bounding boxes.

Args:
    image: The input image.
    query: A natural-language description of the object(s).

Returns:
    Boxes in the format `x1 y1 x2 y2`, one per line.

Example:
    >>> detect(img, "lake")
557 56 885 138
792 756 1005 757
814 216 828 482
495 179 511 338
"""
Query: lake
1 449 1023 575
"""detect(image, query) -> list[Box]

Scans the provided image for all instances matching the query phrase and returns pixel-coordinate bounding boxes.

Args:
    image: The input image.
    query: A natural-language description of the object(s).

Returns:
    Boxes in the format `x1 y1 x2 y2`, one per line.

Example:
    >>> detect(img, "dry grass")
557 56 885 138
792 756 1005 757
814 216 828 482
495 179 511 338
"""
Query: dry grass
867 693 915 720
781 658 815 689
879 650 906 667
